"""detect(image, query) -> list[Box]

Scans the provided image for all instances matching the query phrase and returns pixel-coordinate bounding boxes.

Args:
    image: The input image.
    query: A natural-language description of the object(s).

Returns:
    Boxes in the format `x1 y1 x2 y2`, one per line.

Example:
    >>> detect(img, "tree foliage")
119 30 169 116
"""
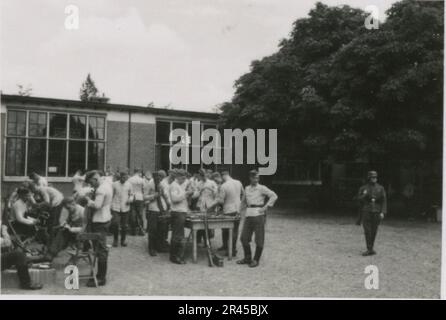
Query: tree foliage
219 0 443 164
79 73 99 102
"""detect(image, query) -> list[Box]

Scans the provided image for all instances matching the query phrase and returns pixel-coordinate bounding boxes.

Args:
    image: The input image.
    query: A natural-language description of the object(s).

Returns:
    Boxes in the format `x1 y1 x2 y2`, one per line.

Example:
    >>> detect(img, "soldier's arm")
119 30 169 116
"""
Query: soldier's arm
358 186 368 202
381 187 387 215
262 186 278 208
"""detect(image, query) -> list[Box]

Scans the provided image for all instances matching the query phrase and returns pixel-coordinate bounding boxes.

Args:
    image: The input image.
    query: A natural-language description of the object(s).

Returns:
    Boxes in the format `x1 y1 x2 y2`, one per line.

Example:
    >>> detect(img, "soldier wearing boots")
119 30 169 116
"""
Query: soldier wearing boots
169 169 193 264
358 171 387 256
237 170 277 268
85 170 113 287
111 171 132 247
144 171 170 256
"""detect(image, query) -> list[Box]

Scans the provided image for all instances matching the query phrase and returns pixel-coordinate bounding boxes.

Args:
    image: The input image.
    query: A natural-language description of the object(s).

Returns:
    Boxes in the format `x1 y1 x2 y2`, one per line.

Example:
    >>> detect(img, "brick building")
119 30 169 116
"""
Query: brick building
0 94 219 197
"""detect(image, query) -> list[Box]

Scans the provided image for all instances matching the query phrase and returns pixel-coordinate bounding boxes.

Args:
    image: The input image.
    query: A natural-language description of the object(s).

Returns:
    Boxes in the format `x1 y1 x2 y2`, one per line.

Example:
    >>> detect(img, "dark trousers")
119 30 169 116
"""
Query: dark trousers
1 250 32 288
170 211 186 260
240 215 265 262
222 212 239 251
147 210 169 252
111 210 129 243
130 201 144 234
50 204 63 227
362 211 381 251
48 229 77 257
91 221 110 280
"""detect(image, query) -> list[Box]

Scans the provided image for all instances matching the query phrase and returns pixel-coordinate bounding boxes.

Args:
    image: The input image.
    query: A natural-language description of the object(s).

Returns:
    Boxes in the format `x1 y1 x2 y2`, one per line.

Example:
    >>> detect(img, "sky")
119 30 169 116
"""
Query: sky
1 0 397 112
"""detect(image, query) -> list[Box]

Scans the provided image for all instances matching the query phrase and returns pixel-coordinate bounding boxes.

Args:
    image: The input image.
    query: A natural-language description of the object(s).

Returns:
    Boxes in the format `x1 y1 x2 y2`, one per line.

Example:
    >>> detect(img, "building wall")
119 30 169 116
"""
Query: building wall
106 120 129 172
129 122 156 173
0 98 217 199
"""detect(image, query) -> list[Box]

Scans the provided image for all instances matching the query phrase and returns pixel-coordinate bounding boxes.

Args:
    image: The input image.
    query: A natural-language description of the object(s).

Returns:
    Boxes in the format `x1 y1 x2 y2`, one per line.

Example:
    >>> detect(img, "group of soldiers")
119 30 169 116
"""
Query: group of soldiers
1 167 387 290
1 167 279 288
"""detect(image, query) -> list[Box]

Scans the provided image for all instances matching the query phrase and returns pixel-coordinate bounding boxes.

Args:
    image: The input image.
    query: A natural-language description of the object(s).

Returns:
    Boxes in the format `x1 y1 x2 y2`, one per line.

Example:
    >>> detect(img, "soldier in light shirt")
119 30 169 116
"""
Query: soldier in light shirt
111 171 133 247
85 170 113 287
169 169 194 264
237 170 278 268
128 168 145 236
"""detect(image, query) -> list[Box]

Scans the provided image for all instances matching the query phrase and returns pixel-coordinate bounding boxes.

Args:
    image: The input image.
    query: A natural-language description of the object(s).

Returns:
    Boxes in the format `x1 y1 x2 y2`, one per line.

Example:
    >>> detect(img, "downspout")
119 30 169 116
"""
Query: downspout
128 111 132 170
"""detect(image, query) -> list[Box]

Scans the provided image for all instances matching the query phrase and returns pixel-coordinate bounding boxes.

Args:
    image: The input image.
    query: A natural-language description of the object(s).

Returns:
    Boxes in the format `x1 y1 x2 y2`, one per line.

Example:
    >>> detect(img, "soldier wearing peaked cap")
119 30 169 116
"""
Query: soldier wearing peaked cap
358 170 387 256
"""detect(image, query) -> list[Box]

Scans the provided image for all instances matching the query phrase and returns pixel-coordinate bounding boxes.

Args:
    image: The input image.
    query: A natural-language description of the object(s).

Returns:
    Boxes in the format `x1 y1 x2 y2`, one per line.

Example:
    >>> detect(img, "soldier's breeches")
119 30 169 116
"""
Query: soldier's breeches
170 211 186 258
241 215 265 260
362 212 381 250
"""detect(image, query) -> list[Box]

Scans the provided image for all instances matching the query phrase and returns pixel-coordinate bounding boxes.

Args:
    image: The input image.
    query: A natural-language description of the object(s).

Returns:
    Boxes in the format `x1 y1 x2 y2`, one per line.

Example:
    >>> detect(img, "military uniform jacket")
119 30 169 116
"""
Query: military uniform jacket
358 183 387 214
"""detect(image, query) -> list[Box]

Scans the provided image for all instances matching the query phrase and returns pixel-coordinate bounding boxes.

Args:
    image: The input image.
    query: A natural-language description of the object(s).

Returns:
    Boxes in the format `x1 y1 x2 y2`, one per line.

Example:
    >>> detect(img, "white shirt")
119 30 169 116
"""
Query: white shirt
160 178 171 204
11 199 36 225
219 178 243 214
244 184 278 217
169 180 189 213
195 179 218 211
36 177 48 188
88 182 113 223
144 179 168 212
72 174 85 192
38 186 64 207
111 181 133 212
128 174 145 201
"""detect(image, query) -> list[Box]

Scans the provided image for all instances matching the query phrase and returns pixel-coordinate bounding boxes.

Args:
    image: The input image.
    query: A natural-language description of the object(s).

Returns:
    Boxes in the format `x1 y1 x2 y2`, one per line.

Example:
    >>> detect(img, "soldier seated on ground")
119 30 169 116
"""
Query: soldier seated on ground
44 197 87 261
1 219 43 290
10 187 39 238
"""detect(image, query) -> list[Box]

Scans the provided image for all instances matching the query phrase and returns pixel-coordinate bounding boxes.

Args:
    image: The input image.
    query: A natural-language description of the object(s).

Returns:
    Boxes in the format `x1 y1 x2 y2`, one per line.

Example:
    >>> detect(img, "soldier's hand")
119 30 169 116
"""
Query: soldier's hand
379 213 385 220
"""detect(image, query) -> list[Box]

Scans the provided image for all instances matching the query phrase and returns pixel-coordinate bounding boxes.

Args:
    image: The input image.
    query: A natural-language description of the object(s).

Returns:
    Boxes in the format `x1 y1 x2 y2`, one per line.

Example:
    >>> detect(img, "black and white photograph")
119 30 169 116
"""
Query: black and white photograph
0 0 444 301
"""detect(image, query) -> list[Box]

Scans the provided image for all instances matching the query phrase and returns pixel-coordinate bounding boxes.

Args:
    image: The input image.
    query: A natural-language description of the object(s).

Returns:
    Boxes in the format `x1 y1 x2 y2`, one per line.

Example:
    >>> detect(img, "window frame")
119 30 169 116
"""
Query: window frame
3 107 107 181
155 118 223 172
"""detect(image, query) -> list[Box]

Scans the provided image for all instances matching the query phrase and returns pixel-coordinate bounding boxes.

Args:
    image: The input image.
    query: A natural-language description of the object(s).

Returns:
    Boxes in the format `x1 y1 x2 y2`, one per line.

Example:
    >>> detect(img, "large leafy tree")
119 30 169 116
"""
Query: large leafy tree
220 0 443 166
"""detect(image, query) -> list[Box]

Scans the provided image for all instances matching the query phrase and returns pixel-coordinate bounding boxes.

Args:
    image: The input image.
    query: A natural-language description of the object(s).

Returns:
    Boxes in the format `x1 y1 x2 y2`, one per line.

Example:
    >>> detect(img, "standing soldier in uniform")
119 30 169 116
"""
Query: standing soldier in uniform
358 171 387 256
144 171 170 256
169 169 194 264
111 171 133 247
238 170 278 268
128 168 145 236
85 170 113 287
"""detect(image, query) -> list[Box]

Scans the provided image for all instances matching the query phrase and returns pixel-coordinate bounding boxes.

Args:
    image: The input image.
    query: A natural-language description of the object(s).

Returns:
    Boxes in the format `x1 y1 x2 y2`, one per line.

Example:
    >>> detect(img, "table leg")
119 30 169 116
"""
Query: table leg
228 228 233 260
192 229 197 263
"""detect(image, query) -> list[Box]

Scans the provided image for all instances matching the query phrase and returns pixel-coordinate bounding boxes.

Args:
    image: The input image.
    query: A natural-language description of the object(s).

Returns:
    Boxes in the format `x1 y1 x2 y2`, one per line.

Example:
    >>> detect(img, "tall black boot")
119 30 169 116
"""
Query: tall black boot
253 246 263 262
121 230 127 247
97 260 107 284
169 242 177 262
16 266 31 289
148 235 157 256
237 244 252 264
177 241 186 264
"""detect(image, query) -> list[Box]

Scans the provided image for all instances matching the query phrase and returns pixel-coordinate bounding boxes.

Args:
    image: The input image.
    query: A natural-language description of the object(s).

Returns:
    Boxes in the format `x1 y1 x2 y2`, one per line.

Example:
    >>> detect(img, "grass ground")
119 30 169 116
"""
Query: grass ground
1 208 442 298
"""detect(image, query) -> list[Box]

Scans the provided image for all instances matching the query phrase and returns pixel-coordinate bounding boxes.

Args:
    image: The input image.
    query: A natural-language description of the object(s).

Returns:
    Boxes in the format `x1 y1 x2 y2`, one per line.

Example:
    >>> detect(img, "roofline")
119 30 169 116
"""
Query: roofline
0 94 220 120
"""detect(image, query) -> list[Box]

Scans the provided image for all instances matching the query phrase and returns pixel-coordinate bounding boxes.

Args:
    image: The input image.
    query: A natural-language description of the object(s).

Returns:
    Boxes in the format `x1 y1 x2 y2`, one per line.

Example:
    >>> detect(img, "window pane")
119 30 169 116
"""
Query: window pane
68 140 86 176
172 122 187 144
7 110 26 136
188 145 201 174
88 116 105 140
5 138 25 176
48 140 67 177
27 139 47 176
88 142 105 171
70 115 86 139
155 145 170 170
156 121 170 144
49 113 67 138
29 112 47 137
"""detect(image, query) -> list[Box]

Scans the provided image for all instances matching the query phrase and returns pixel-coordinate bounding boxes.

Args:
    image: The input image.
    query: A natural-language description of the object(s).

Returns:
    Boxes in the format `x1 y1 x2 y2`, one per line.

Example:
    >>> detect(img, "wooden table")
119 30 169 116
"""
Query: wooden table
185 214 240 263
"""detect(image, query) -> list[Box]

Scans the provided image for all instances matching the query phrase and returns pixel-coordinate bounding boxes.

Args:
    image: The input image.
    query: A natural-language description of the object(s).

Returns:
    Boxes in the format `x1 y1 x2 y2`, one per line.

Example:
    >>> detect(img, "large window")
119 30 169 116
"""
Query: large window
155 120 219 172
4 109 106 177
